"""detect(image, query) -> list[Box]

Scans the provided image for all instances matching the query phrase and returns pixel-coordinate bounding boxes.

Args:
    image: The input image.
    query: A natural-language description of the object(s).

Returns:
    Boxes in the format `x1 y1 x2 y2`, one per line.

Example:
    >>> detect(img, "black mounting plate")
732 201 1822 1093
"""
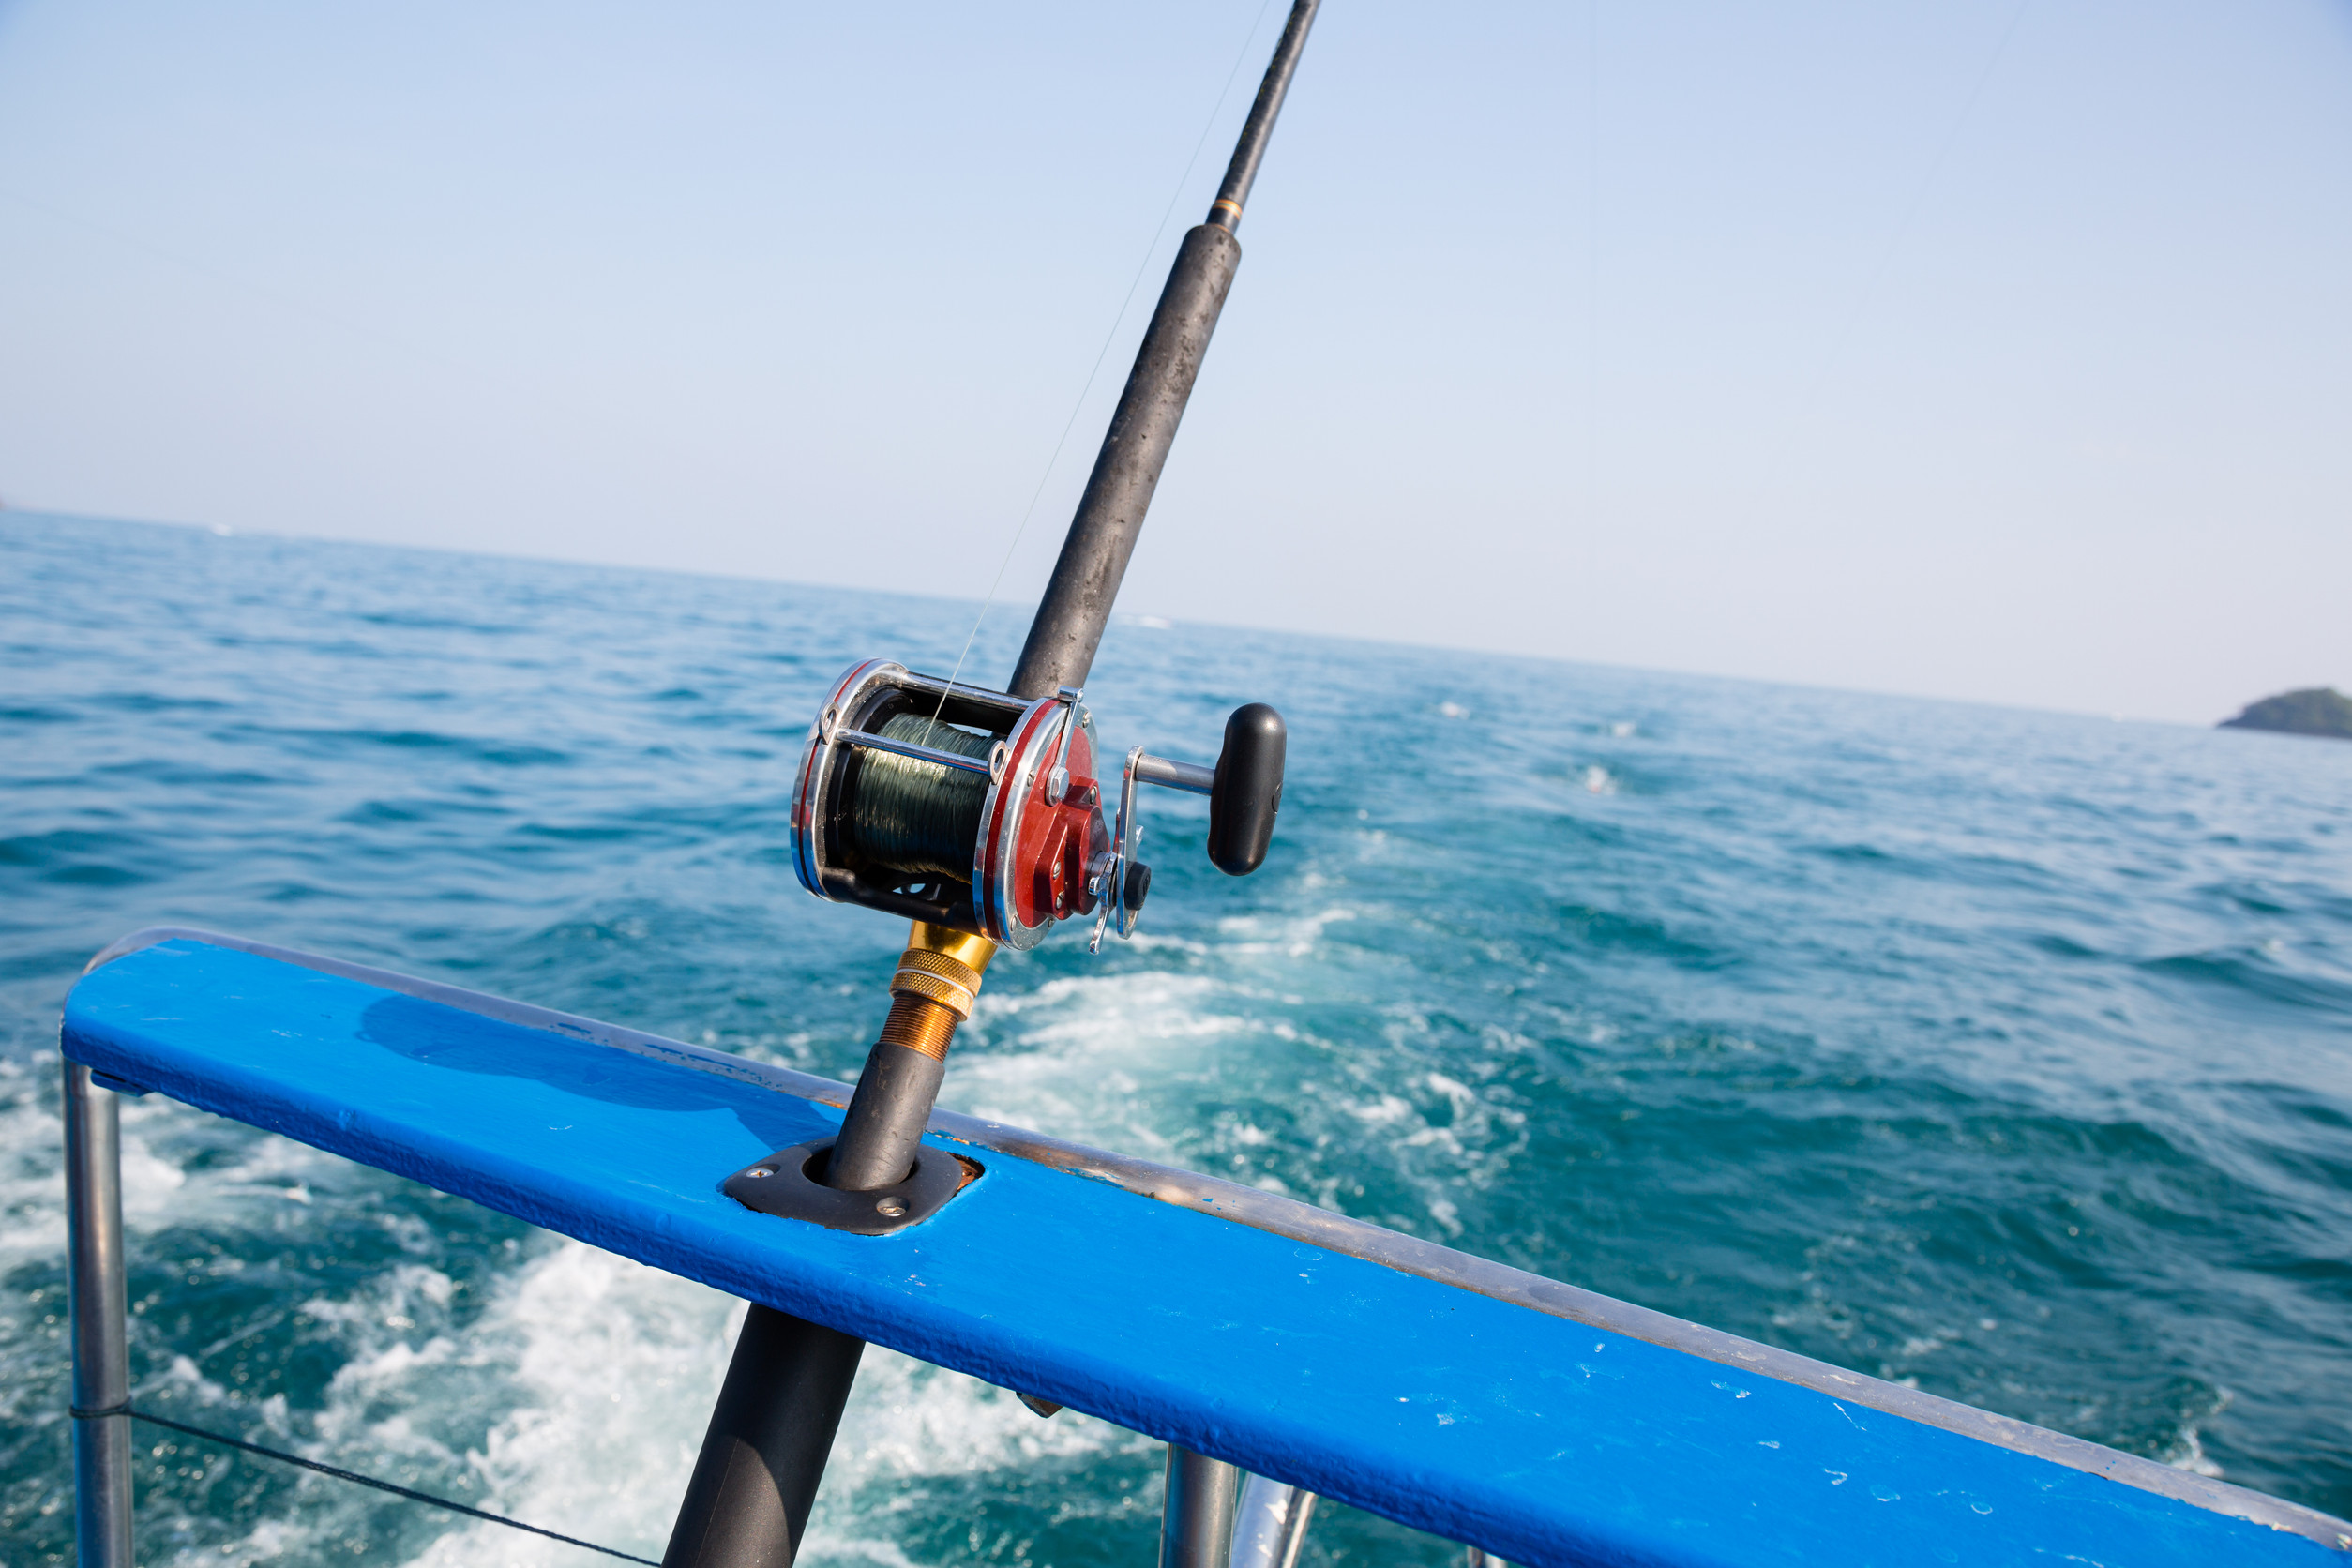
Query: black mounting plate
721 1138 980 1235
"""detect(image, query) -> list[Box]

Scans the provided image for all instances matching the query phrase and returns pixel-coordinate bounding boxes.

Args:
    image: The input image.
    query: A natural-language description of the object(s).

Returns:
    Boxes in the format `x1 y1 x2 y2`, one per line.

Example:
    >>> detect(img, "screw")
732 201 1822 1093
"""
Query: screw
745 1167 775 1179
875 1196 908 1218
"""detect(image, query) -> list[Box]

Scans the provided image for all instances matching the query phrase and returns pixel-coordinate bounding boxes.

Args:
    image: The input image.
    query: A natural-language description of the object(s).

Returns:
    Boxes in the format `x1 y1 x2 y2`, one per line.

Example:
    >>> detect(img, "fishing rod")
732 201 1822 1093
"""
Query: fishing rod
663 5 1321 1565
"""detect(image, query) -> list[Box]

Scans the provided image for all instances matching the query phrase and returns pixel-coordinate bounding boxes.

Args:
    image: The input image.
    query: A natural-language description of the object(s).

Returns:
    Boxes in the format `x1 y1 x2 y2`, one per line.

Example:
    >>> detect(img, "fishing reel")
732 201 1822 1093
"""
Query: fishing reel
791 659 1284 952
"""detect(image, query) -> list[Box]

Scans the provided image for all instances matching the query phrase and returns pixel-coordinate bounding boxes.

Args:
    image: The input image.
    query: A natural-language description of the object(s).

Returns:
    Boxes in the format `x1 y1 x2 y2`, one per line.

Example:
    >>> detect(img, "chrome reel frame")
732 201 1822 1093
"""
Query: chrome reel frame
791 660 1109 949
792 658 1247 955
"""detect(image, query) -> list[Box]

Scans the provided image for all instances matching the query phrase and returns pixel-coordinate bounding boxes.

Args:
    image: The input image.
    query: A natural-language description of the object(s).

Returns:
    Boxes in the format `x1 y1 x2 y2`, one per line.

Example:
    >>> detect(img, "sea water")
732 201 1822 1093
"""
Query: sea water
4 510 2349 1565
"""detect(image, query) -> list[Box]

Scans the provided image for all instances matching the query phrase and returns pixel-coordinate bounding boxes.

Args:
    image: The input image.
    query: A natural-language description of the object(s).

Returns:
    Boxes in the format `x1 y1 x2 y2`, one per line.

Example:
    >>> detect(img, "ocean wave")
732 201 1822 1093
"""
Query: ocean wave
9 511 2352 1546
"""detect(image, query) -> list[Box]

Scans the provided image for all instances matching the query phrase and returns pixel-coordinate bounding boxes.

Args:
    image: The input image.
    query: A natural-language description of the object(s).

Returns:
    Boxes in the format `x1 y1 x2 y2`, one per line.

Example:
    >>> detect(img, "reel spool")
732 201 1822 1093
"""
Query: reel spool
791 659 1285 952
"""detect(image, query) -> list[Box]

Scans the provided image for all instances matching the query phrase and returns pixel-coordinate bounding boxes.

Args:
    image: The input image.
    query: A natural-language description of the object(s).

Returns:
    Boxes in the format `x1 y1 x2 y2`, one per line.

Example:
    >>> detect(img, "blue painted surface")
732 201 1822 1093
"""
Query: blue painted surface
63 939 2334 1568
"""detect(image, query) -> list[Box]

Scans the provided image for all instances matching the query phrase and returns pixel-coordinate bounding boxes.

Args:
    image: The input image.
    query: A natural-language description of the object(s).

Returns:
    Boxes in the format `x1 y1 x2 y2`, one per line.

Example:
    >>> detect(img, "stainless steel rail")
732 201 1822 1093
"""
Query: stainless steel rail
1161 1447 1241 1568
65 1060 133 1568
1230 1476 1318 1568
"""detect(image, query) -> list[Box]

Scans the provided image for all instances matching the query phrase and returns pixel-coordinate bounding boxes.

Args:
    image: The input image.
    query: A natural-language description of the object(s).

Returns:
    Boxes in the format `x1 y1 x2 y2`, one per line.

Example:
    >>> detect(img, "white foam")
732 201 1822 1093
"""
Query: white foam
2165 1388 2232 1479
0 1058 273 1268
949 970 1253 1149
941 906 1362 1144
384 1239 1144 1567
392 1241 737 1566
0 1059 67 1265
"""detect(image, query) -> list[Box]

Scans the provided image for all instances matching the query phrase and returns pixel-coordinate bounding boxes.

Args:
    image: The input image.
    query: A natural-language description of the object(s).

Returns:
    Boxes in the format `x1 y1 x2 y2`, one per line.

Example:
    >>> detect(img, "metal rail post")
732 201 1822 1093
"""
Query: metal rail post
1159 1446 1241 1568
65 1059 134 1568
1230 1474 1318 1568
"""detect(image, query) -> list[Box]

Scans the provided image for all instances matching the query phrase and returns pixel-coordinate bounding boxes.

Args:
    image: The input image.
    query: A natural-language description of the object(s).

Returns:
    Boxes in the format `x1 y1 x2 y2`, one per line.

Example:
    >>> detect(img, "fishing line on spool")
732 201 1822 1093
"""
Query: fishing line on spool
918 0 1280 732
845 713 997 878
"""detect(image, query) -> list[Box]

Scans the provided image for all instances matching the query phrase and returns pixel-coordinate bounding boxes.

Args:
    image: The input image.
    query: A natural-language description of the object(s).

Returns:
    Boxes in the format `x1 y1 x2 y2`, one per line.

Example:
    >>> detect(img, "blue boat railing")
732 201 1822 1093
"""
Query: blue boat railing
58 927 2352 1567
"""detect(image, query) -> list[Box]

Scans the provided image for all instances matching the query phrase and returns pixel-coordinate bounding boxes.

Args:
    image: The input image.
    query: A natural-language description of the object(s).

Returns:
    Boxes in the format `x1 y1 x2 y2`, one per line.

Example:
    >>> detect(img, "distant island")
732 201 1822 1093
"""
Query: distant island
2219 687 2352 740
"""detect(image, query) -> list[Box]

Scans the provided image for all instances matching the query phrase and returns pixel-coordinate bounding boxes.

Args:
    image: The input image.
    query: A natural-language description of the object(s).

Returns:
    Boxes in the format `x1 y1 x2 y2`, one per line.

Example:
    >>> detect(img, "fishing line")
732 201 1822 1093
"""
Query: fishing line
917 0 1281 737
1810 0 2034 396
1586 0 1602 550
88 1404 658 1563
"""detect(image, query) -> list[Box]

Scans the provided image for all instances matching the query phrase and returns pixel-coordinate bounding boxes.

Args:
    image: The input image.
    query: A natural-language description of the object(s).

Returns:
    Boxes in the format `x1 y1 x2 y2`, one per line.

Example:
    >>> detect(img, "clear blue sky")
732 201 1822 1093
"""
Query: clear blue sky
2 1 2346 723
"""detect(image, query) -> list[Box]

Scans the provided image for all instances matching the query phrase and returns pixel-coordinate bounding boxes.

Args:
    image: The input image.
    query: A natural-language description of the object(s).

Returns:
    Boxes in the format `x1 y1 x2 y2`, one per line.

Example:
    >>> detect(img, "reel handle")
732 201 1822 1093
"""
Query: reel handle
1091 703 1284 948
1208 703 1285 876
1128 704 1287 877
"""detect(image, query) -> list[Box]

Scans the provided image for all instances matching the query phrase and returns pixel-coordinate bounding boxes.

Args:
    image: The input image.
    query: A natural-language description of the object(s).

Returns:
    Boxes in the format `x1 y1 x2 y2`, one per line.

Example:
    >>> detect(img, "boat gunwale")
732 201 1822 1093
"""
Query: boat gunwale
78 923 2352 1552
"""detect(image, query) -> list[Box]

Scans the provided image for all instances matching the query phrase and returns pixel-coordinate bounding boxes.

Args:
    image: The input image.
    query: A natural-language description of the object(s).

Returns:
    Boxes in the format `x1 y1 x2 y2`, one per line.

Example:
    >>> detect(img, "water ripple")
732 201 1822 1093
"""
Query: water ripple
5 510 2352 1561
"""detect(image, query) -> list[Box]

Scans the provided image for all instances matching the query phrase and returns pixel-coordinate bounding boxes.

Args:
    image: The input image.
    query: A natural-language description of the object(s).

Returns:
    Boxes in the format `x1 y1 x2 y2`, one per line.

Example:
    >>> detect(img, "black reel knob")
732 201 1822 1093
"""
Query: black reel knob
1123 859 1152 911
1207 703 1286 876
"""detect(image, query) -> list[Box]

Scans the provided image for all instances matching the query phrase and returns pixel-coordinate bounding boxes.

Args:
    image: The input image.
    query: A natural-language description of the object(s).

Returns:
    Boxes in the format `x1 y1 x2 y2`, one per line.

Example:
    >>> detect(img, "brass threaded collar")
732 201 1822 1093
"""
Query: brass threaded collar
875 921 999 1063
891 948 982 1018
878 994 959 1060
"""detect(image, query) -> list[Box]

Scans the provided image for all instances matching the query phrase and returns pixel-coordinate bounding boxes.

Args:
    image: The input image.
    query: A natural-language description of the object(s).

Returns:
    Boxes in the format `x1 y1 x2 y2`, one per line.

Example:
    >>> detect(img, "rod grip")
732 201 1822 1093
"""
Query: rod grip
1208 703 1285 876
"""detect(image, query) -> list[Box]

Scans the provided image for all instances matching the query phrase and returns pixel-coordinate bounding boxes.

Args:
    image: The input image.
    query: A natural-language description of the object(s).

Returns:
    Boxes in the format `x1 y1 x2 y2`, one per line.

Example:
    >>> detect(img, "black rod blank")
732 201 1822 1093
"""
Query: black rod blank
1209 0 1323 234
667 8 1326 1564
662 1308 866 1568
1007 0 1322 700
